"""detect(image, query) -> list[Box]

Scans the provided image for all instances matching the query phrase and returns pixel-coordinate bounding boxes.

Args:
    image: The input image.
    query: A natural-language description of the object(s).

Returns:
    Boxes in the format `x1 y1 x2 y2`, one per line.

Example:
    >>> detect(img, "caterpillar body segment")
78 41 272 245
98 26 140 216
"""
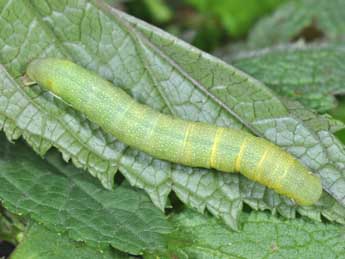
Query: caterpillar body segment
26 58 323 206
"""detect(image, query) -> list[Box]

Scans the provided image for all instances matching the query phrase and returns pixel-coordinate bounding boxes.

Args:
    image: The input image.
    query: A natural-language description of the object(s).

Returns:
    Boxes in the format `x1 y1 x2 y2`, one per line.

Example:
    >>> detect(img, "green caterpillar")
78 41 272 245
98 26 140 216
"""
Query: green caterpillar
26 58 322 206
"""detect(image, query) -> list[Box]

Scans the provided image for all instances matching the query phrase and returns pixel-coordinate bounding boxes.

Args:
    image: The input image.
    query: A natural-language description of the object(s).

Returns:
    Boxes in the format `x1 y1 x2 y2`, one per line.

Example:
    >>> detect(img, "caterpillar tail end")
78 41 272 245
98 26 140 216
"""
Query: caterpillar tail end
290 172 323 206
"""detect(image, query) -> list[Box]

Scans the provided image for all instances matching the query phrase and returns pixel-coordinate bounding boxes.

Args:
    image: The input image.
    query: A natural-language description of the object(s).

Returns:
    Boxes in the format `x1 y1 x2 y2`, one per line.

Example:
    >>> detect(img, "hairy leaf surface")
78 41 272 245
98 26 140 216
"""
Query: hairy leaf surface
231 44 345 112
0 0 345 228
11 223 130 259
157 209 345 259
0 133 172 255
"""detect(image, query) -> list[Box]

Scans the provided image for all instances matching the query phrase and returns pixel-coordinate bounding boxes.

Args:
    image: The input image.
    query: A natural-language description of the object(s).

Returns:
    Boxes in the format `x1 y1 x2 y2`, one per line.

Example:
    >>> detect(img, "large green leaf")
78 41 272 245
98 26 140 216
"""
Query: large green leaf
230 44 345 112
11 223 130 259
248 0 345 48
0 133 172 255
1 0 345 229
155 209 345 259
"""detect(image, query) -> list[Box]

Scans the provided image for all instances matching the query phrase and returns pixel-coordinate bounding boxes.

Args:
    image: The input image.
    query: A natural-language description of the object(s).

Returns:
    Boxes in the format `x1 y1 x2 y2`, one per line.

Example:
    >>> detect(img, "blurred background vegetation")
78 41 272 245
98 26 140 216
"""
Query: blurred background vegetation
108 0 287 51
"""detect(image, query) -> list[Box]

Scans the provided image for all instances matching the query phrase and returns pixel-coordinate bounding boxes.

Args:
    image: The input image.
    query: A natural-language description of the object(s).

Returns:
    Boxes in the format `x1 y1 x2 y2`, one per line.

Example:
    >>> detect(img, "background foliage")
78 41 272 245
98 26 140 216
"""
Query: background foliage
1 0 345 258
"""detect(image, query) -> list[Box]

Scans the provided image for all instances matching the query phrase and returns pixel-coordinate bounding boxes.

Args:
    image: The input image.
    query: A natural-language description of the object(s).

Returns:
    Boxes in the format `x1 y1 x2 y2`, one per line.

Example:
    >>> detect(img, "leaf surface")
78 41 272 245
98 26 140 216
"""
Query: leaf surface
231 44 345 112
248 0 345 47
0 133 172 255
157 209 345 259
11 223 130 259
0 0 345 228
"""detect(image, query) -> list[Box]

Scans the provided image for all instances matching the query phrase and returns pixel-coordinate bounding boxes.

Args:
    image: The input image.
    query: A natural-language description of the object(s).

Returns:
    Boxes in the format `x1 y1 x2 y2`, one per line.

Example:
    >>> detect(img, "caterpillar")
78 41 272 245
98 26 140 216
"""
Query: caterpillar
26 58 322 206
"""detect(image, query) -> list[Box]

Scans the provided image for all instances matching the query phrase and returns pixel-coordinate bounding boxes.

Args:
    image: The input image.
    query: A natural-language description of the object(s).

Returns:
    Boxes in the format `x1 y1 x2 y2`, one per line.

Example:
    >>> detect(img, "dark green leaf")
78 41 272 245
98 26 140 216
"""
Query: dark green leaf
11 222 130 259
0 133 172 255
157 209 345 259
231 44 345 112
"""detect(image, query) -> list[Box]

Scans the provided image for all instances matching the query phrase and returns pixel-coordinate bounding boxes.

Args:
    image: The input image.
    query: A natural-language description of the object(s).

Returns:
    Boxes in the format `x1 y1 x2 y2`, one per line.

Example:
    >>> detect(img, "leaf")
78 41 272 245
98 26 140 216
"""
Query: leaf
231 44 345 112
0 0 345 229
248 0 345 48
10 222 130 259
156 209 345 259
283 99 344 133
0 133 172 255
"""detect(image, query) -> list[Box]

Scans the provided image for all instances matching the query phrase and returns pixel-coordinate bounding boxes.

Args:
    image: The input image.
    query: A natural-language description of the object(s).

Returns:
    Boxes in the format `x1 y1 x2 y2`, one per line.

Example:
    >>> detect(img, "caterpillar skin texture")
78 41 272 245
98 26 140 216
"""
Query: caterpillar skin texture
26 58 322 206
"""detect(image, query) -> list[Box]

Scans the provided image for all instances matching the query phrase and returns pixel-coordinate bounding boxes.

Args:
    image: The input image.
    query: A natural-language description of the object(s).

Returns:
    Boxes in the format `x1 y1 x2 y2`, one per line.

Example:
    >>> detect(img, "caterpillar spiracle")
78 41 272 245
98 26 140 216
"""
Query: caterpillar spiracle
26 58 322 206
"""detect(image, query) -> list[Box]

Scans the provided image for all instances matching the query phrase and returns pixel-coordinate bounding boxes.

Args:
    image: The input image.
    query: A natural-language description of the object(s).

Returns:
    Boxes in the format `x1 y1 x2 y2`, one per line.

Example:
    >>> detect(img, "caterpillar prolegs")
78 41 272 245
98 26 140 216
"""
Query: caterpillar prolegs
26 58 322 205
